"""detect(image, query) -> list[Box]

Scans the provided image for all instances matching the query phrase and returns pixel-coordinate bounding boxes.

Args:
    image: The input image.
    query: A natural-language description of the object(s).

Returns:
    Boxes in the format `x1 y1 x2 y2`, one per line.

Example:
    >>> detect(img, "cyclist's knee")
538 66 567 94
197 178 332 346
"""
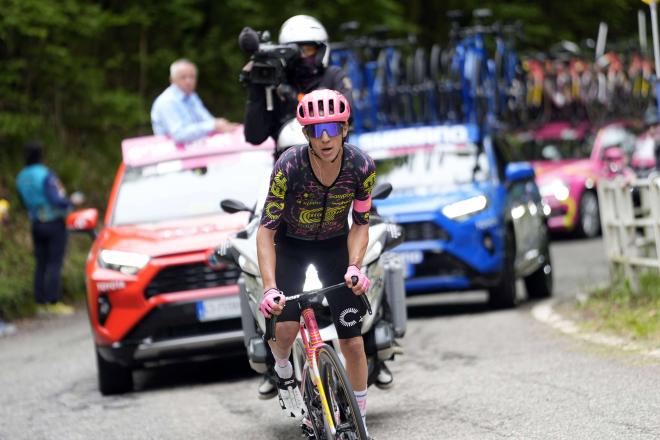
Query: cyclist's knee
274 321 298 347
339 336 364 357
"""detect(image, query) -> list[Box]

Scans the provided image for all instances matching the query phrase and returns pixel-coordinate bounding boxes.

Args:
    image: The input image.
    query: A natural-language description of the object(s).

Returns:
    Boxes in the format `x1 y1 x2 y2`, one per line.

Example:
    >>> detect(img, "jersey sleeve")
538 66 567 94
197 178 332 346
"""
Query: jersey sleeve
352 153 376 225
260 154 291 230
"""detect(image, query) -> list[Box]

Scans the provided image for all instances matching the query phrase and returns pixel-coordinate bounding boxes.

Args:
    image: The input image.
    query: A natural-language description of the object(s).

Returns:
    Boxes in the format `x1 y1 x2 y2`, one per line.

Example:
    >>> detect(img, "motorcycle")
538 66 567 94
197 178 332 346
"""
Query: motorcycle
211 118 408 389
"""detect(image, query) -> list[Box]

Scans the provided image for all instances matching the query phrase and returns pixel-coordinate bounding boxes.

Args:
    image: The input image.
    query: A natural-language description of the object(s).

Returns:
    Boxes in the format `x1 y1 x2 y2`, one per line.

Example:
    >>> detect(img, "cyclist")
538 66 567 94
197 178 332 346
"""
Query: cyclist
243 15 353 159
256 89 375 436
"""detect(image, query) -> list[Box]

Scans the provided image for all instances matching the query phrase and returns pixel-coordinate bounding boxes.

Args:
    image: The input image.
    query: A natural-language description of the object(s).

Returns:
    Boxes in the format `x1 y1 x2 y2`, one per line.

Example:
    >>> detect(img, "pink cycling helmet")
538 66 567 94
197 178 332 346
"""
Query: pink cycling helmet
296 89 351 126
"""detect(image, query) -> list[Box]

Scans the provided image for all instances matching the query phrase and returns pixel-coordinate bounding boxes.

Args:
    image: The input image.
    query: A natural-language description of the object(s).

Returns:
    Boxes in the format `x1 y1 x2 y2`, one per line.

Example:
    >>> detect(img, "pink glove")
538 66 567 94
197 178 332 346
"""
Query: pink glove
344 265 371 293
259 288 285 318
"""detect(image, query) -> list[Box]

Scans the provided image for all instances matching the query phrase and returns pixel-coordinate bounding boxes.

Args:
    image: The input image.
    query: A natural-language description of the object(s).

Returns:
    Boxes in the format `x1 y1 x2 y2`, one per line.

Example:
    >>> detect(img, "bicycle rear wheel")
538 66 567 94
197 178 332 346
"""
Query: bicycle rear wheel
317 345 368 440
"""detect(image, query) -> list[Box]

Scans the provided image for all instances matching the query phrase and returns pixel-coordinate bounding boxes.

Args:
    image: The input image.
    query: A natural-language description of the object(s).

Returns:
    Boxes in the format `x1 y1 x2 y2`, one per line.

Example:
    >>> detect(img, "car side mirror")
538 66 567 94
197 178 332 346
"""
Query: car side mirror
372 183 393 200
220 199 252 214
505 162 535 183
66 208 98 239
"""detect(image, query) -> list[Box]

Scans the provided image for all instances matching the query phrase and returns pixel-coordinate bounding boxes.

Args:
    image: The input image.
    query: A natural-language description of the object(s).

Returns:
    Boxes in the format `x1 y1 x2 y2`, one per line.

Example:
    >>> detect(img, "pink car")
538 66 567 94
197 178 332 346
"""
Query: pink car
516 120 639 237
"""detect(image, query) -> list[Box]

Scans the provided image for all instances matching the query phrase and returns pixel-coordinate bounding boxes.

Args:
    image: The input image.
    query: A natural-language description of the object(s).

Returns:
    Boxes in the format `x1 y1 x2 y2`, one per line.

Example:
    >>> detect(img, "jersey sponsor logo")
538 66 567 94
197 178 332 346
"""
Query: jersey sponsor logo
265 201 284 220
299 205 347 224
363 171 376 192
330 192 355 200
270 170 287 199
339 307 361 327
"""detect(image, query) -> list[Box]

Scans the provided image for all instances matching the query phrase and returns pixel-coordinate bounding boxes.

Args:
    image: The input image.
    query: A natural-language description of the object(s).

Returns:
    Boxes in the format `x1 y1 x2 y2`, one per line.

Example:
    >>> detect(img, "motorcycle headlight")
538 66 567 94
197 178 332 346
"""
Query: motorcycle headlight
442 195 488 220
540 179 570 201
98 250 150 275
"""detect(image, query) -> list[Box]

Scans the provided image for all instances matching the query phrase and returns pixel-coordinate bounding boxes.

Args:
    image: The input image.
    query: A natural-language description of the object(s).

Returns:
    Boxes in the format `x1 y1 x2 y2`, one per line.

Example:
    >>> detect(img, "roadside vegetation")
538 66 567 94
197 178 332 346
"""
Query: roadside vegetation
578 272 660 343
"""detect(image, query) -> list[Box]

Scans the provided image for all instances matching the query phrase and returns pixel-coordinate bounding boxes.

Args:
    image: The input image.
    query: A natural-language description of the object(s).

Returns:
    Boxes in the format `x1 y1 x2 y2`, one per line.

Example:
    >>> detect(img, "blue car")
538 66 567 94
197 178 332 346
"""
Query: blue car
354 123 553 307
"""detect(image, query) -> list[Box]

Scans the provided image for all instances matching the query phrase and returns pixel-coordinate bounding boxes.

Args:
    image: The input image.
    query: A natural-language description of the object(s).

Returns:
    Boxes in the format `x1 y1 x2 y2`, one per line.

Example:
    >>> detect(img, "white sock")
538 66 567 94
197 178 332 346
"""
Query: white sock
274 356 293 379
354 388 368 434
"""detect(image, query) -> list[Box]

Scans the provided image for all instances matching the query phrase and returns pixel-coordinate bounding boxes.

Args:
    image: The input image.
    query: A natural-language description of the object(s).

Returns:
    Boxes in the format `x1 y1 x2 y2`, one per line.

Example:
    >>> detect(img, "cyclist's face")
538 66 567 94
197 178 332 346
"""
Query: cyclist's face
305 123 348 162
171 63 197 95
300 44 317 59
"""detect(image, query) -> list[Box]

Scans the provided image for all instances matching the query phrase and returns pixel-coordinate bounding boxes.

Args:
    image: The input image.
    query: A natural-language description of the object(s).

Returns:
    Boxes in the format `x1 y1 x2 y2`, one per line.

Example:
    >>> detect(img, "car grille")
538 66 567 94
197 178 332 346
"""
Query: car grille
413 252 467 277
145 262 241 298
401 221 450 241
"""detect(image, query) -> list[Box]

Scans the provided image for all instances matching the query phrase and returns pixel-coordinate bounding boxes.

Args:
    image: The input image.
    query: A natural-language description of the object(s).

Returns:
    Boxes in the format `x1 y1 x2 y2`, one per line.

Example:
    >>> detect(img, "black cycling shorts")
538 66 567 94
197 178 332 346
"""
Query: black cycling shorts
274 234 366 339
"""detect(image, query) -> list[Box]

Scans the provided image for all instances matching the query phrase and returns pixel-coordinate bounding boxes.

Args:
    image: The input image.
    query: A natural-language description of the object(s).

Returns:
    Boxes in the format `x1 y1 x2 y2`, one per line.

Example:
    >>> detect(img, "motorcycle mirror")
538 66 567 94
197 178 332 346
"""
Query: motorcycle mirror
220 199 252 214
371 183 393 200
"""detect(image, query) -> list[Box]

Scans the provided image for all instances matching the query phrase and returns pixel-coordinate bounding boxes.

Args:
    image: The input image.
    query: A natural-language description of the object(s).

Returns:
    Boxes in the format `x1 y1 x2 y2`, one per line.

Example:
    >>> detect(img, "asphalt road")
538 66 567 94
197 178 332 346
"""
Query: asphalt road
1 237 659 440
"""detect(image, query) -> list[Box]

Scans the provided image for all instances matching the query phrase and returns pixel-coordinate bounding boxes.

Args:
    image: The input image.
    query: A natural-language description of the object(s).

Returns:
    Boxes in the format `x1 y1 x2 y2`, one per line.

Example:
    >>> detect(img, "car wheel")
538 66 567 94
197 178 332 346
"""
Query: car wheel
577 190 600 238
488 229 517 309
524 242 553 299
96 348 133 395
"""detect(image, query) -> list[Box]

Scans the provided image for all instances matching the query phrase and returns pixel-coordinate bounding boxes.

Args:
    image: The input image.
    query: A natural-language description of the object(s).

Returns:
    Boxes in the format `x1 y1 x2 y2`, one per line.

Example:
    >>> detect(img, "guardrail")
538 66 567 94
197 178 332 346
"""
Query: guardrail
597 175 660 290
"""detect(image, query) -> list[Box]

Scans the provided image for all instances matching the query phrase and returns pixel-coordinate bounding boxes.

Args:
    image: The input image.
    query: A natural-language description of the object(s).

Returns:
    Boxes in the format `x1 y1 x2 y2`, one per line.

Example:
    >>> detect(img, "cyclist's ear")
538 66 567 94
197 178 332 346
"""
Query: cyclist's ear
341 122 349 137
302 126 310 142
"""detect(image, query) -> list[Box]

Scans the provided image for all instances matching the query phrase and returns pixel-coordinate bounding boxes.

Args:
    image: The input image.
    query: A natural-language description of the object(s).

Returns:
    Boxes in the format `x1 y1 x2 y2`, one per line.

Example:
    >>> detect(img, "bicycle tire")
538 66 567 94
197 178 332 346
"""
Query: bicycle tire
317 345 368 440
301 363 332 440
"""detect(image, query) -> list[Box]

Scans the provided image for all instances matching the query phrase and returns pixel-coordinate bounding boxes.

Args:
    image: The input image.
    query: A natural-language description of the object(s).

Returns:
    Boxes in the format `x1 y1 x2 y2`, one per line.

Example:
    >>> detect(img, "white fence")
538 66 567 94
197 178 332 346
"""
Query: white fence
597 175 660 289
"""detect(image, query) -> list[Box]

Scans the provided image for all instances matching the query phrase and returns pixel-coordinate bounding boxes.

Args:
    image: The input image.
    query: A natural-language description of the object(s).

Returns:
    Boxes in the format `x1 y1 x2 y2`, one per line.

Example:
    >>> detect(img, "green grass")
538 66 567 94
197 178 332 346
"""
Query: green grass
580 272 660 341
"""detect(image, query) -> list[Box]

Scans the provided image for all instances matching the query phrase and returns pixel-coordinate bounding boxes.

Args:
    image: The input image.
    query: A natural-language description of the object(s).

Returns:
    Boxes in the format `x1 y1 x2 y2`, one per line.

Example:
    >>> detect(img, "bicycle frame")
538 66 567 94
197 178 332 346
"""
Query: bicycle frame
299 303 338 435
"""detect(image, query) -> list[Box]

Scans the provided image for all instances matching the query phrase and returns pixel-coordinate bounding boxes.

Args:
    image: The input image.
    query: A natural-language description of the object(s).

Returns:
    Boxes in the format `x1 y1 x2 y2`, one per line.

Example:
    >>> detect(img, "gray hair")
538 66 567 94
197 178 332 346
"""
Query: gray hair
169 59 197 78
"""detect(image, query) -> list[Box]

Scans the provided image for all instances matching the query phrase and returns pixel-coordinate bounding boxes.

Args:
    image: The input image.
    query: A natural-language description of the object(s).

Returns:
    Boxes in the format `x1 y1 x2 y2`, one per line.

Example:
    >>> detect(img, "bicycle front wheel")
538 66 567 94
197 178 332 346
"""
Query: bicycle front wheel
317 345 369 440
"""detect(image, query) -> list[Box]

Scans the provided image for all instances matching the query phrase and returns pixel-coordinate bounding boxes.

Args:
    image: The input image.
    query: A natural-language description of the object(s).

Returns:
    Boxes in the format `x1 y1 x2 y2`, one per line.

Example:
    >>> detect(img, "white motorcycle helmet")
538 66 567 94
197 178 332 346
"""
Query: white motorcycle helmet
278 15 330 68
276 118 308 156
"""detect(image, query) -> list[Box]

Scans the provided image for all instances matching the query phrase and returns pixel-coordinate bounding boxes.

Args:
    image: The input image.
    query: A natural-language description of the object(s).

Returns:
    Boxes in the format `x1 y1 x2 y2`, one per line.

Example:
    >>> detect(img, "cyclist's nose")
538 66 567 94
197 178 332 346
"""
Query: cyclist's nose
320 130 331 142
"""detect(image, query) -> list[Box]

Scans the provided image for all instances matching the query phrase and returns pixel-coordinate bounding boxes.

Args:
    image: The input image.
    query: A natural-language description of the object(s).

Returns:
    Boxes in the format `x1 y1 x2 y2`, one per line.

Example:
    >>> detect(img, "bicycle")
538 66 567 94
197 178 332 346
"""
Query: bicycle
265 276 372 440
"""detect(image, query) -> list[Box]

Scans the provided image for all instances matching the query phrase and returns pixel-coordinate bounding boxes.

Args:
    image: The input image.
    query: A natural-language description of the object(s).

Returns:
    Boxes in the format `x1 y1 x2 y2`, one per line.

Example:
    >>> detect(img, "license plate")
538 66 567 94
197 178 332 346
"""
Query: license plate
398 251 424 265
196 296 241 322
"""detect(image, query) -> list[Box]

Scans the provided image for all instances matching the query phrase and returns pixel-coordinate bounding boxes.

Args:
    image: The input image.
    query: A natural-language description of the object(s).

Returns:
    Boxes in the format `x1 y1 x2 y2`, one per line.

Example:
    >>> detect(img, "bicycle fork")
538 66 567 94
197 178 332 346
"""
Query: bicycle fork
300 307 337 436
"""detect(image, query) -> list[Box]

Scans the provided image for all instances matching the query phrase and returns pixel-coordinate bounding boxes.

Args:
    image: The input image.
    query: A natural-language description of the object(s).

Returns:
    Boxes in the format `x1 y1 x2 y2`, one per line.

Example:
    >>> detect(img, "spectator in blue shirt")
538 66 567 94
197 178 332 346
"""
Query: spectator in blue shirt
151 59 238 143
15 140 83 316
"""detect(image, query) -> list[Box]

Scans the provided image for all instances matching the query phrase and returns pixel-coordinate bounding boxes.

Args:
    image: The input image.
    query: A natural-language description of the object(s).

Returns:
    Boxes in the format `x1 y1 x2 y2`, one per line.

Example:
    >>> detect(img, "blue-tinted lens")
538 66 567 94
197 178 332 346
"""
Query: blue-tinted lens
308 122 342 138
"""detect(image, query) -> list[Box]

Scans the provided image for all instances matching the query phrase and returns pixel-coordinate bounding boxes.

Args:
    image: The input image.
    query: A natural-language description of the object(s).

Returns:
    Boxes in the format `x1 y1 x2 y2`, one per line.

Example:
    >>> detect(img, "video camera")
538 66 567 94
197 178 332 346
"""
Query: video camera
238 27 299 88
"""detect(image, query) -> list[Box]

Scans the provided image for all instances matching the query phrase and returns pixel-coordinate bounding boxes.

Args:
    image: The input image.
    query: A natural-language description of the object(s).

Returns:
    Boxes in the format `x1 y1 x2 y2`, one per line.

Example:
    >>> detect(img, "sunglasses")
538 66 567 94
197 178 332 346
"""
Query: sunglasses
306 122 344 139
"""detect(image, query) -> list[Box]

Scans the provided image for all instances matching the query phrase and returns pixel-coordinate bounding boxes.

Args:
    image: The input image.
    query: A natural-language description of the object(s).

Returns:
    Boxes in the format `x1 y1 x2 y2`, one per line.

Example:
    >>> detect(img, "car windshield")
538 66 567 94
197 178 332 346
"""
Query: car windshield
518 138 591 161
372 143 490 196
111 150 273 225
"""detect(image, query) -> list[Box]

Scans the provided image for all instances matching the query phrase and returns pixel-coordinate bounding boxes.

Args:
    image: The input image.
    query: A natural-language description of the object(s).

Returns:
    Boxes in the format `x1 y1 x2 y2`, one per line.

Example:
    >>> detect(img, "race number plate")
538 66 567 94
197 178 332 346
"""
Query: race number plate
196 296 241 322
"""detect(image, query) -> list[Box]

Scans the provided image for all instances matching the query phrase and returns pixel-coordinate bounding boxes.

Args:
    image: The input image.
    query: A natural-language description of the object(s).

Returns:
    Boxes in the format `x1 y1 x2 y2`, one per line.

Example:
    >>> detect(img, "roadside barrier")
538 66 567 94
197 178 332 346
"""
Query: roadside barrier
597 174 660 290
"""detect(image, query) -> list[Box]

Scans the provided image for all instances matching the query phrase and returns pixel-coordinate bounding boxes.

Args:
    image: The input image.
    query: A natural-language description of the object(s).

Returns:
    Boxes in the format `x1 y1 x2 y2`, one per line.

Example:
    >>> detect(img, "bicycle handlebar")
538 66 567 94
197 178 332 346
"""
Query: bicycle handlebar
264 276 372 341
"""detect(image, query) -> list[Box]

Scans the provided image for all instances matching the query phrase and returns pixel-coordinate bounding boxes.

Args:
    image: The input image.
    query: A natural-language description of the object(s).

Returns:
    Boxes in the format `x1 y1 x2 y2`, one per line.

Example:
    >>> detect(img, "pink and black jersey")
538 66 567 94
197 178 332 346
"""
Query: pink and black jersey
260 143 376 241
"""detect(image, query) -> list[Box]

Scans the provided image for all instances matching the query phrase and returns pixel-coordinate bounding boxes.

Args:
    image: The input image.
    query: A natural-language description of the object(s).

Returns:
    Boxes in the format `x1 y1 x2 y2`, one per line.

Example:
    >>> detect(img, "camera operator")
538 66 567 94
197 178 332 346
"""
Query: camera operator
241 15 353 159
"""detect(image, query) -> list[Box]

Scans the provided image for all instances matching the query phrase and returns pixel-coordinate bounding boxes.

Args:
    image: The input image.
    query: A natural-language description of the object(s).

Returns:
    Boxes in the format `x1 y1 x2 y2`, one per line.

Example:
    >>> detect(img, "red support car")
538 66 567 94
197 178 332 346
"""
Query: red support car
67 129 273 395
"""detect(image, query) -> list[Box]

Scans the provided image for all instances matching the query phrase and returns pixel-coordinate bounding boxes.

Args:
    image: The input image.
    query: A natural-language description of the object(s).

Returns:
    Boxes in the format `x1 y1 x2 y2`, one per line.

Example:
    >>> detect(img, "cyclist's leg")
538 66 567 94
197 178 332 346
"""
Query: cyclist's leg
271 240 309 417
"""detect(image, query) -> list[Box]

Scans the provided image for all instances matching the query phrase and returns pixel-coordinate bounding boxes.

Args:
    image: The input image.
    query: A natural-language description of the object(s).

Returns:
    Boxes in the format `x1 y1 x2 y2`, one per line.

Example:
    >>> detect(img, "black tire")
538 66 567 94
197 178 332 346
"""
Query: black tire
577 190 600 238
488 229 517 309
524 242 553 299
96 348 133 395
318 345 368 440
301 364 330 440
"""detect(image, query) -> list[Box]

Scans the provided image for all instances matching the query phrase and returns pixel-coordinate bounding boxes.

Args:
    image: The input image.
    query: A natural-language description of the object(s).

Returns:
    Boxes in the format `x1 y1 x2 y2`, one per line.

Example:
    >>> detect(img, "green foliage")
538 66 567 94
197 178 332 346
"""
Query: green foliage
582 271 660 340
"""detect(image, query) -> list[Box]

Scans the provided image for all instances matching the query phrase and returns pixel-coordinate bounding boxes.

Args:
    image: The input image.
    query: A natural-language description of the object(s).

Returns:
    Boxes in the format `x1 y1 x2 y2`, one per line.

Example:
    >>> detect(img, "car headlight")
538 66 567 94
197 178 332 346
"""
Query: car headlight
98 250 150 275
442 195 488 220
540 179 570 201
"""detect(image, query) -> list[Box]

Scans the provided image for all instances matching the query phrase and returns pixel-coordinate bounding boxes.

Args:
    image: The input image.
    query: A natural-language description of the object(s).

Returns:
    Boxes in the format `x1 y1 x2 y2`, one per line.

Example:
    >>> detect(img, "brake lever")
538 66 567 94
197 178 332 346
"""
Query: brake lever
264 297 279 341
351 275 372 315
